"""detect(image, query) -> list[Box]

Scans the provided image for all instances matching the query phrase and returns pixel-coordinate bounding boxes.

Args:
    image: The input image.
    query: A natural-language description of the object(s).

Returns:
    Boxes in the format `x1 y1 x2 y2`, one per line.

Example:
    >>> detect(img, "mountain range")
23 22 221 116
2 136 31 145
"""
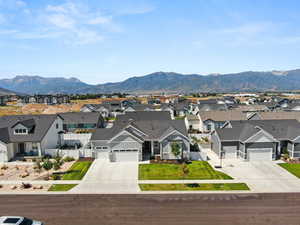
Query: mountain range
1 69 300 94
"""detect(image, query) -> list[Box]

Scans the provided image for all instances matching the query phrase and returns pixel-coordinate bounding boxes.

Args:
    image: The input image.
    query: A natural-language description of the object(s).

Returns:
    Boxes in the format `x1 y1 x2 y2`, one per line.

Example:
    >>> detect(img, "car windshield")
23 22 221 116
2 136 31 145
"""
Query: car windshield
19 218 33 225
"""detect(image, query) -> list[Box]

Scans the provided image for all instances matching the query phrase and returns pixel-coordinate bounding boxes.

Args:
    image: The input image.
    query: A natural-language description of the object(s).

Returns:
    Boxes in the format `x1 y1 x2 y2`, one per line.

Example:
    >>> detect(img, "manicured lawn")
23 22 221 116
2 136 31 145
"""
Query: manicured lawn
278 163 300 178
139 183 249 191
61 161 93 180
139 161 233 180
48 184 77 191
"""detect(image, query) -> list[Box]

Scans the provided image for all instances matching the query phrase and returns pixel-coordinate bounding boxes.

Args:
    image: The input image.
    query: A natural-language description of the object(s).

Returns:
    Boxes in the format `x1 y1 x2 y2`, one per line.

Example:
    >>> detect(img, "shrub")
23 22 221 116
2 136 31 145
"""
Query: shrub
42 160 53 171
186 183 200 188
53 161 61 171
21 183 32 189
63 156 75 162
51 174 61 180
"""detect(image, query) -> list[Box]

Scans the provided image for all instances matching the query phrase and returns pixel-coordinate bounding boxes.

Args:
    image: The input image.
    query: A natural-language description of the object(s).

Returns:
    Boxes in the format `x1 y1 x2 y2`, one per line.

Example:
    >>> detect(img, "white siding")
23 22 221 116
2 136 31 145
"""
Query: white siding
41 117 63 152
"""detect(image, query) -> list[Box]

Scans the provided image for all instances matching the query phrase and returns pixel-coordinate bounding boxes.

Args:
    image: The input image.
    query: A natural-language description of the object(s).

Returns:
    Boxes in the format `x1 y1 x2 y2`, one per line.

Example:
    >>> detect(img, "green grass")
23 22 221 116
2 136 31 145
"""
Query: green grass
139 183 249 191
139 161 233 180
175 116 185 120
278 163 300 178
48 184 77 191
61 161 93 180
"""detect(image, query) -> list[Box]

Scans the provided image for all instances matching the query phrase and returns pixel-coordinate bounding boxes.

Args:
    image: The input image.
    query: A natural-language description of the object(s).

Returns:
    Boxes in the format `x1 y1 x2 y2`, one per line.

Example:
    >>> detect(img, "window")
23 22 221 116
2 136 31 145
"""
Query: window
32 143 38 150
95 146 108 150
19 218 33 225
14 129 27 134
56 123 59 129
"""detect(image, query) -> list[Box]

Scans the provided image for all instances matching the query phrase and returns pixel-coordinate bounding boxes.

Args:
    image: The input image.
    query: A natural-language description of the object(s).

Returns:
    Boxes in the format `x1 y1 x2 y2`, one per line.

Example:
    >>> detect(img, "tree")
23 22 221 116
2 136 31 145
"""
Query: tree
182 163 189 179
171 142 181 159
42 159 53 178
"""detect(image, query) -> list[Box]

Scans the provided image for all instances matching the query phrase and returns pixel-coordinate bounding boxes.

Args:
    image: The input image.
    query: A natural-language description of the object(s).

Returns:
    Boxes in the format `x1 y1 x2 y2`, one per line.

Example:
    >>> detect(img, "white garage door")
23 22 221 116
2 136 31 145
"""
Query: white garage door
96 151 109 160
248 148 272 161
223 146 237 159
113 150 139 162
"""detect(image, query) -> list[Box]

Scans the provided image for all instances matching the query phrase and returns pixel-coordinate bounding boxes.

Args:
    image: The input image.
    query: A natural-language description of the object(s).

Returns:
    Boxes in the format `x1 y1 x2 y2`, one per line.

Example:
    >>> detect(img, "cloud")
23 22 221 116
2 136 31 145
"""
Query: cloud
0 0 154 45
88 16 112 25
46 13 76 29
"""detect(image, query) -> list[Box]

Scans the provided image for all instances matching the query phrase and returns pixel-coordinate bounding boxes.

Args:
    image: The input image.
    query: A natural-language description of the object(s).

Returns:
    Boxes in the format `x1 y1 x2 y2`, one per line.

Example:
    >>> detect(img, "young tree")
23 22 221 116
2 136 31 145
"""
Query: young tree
182 163 189 179
171 142 181 160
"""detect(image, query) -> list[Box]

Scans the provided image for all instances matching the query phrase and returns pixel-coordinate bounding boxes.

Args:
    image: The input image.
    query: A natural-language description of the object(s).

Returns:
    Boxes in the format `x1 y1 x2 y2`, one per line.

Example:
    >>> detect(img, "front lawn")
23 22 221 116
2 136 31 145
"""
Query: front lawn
48 184 77 191
278 163 300 178
139 183 249 191
139 161 233 180
61 161 93 180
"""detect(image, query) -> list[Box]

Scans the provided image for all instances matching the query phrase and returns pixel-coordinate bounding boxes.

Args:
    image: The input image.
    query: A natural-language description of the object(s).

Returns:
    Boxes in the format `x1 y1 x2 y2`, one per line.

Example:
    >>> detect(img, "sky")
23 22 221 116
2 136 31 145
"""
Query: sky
0 0 300 84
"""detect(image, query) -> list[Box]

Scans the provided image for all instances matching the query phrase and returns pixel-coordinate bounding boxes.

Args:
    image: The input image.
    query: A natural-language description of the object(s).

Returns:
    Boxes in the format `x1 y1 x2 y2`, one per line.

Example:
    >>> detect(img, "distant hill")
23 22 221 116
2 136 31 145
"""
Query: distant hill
0 76 91 94
1 69 300 94
0 87 18 96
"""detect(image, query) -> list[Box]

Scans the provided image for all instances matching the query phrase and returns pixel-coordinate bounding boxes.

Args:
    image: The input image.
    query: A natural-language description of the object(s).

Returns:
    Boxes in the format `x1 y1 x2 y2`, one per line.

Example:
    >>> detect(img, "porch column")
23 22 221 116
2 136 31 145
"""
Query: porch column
292 142 295 158
38 143 42 157
160 142 163 159
151 140 154 156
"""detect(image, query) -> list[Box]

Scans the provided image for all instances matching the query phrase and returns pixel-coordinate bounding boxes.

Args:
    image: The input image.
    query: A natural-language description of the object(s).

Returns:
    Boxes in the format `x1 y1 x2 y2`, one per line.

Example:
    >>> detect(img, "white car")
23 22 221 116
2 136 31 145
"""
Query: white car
0 216 43 225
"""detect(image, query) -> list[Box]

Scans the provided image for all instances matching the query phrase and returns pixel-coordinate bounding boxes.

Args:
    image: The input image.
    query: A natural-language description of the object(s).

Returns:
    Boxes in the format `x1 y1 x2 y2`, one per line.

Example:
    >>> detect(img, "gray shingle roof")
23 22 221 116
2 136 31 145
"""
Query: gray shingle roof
0 114 58 143
59 112 103 124
91 112 187 141
116 111 171 122
229 119 300 140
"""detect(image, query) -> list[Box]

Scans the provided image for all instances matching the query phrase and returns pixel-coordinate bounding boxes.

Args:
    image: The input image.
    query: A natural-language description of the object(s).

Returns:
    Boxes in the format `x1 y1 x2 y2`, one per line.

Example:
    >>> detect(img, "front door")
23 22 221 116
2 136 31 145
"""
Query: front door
19 143 25 154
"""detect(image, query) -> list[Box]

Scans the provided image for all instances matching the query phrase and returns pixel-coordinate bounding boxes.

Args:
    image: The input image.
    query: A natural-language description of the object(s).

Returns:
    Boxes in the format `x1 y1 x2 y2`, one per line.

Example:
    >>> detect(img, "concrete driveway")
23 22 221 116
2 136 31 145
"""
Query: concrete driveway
211 158 300 192
71 159 139 194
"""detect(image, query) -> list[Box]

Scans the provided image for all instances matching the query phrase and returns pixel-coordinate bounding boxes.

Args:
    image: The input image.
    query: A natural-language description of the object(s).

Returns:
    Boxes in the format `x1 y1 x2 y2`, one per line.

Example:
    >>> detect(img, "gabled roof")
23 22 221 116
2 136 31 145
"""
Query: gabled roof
0 114 59 143
117 111 171 122
197 103 228 112
256 112 300 121
227 119 300 141
91 112 187 142
199 110 247 122
59 112 103 124
126 104 156 111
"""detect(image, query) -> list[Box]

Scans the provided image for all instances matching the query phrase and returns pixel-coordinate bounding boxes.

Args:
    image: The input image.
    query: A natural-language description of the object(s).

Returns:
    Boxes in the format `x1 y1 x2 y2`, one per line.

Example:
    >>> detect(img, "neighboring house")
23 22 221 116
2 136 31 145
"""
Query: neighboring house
192 103 228 114
253 111 300 121
124 104 156 112
173 101 190 117
80 104 111 118
58 112 105 132
90 111 190 162
198 110 249 132
211 119 300 161
0 96 8 106
185 114 200 132
231 104 269 113
0 114 63 162
19 95 70 105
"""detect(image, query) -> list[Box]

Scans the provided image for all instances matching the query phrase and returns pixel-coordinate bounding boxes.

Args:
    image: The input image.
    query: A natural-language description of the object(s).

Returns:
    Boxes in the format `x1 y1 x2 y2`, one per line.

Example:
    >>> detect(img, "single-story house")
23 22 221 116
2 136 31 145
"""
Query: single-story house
58 112 104 132
90 111 190 162
124 104 157 112
211 119 300 161
198 110 249 132
0 114 63 162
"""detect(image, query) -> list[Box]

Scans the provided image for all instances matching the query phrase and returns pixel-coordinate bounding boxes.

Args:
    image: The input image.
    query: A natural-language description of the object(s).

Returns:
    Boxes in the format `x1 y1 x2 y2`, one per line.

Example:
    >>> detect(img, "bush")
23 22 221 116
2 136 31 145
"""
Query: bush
186 183 200 188
21 183 32 189
51 174 61 180
63 156 75 162
53 161 61 171
42 160 53 171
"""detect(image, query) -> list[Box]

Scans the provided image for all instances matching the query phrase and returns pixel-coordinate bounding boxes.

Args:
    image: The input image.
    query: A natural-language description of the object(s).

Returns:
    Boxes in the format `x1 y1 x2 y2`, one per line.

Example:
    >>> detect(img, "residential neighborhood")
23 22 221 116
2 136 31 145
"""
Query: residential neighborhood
1 1 300 224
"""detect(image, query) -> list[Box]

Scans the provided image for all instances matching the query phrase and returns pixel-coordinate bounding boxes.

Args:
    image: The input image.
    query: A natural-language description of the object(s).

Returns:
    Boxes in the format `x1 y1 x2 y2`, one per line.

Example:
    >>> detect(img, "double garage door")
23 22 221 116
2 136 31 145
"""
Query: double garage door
112 150 139 162
248 148 272 161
